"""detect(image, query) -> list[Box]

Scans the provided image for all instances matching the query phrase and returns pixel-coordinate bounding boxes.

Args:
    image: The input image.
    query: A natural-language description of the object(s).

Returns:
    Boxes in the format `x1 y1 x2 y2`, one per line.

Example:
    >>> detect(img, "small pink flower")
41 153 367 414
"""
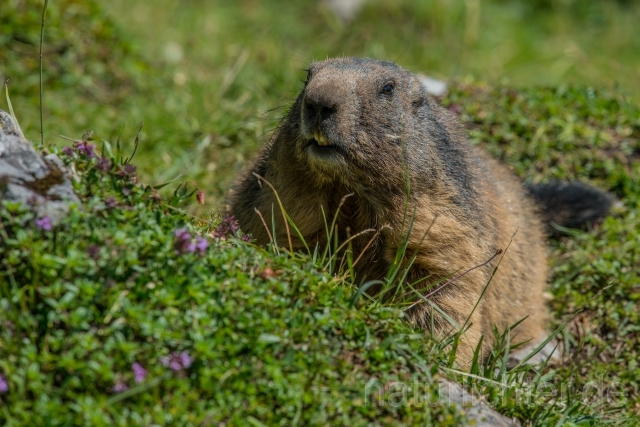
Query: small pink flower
160 351 193 372
174 229 209 255
195 236 209 254
173 227 194 254
118 164 137 178
112 380 128 393
87 245 101 260
213 215 240 239
95 157 112 174
174 227 191 241
35 216 52 231
76 141 96 158
0 374 8 393
179 351 192 369
196 190 205 205
169 359 182 372
105 197 118 210
132 362 147 384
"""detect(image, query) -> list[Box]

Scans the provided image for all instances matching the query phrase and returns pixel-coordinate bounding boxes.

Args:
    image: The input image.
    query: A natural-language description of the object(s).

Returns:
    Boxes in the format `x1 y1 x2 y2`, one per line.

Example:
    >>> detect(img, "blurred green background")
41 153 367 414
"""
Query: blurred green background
1 0 639 210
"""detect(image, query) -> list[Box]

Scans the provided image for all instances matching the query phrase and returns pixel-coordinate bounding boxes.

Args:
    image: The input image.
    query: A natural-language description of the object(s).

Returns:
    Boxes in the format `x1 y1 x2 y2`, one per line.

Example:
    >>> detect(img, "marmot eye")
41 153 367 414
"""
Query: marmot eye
381 82 394 95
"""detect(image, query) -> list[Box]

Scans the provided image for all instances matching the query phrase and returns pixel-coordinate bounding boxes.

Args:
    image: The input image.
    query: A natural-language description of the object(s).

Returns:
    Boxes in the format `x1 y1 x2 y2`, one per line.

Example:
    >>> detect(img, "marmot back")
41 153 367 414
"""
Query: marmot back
230 58 612 366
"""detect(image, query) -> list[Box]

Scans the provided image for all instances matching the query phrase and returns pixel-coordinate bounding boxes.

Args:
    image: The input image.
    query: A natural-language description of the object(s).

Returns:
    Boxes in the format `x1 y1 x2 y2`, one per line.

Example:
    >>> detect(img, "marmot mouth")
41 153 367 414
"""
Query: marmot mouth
306 138 344 159
312 129 333 147
309 137 334 148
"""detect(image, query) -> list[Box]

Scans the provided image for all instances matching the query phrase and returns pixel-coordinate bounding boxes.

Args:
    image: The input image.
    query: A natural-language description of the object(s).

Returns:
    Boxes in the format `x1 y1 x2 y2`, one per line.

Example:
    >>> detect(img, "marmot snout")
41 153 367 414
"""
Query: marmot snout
230 57 613 367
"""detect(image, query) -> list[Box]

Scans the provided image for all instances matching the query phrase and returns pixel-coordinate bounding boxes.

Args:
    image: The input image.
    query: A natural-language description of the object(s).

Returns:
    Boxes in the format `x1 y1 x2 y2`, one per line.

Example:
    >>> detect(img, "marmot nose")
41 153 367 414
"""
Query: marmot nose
304 95 337 125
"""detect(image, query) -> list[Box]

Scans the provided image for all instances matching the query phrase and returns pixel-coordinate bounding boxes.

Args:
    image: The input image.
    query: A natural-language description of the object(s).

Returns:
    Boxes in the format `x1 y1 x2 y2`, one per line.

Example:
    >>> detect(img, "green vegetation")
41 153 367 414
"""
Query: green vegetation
1 0 639 425
444 83 640 422
0 145 464 425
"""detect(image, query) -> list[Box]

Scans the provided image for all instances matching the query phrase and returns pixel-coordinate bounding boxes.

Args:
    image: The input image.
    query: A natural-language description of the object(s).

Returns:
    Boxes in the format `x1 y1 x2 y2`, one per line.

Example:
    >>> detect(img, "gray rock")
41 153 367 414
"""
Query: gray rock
323 0 367 22
439 379 521 427
0 109 80 223
0 109 25 140
417 74 448 97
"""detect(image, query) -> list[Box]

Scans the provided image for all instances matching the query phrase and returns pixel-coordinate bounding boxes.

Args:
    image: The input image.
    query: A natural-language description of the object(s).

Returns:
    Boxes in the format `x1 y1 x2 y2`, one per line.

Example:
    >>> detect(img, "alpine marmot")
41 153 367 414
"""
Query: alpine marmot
229 58 613 367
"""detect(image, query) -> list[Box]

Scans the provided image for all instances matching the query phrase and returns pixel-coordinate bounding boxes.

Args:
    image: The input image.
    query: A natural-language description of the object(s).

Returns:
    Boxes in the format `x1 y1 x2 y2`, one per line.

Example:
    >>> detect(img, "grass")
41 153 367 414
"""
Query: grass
1 0 639 425
0 145 467 425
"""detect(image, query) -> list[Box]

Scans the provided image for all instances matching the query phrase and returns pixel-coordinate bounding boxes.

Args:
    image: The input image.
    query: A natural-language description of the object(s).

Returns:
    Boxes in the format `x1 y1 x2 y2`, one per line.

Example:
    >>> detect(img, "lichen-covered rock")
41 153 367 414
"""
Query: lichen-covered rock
439 379 521 427
0 109 80 223
0 110 25 140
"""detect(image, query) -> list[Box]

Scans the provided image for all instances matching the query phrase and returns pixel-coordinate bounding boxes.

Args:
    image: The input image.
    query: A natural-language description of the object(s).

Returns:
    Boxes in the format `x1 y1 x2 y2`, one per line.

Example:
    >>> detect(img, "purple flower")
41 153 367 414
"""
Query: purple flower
173 227 193 253
179 351 192 369
174 228 210 255
173 227 195 254
195 236 209 254
62 146 74 156
105 196 118 210
160 351 193 372
169 359 182 372
87 245 101 260
174 227 191 241
241 233 253 243
76 141 96 158
112 380 128 393
213 214 240 238
123 164 137 176
35 216 52 231
117 164 137 178
132 362 147 384
159 355 182 371
95 157 112 174
0 375 8 393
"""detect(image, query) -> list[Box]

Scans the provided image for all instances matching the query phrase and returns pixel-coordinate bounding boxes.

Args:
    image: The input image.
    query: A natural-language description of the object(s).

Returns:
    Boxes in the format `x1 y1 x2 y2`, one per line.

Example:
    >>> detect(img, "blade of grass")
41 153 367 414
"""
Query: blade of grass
39 0 49 147
349 280 384 308
4 84 25 139
282 210 310 254
124 122 143 164
253 207 274 245
253 172 293 253
322 228 375 271
321 193 354 263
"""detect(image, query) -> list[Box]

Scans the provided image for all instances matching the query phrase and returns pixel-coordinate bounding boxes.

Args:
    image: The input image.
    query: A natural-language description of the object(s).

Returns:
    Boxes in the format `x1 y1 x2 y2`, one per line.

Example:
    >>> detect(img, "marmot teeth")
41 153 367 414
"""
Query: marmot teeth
314 130 331 146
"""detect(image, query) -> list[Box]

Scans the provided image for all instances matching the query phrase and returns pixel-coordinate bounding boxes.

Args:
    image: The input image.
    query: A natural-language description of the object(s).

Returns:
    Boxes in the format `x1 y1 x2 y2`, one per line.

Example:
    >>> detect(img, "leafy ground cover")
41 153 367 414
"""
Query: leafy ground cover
0 143 464 425
1 0 639 425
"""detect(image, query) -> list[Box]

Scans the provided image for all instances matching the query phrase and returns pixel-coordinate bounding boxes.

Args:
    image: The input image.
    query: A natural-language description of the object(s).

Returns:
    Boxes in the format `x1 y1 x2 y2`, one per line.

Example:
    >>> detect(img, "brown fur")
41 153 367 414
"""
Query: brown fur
229 58 550 367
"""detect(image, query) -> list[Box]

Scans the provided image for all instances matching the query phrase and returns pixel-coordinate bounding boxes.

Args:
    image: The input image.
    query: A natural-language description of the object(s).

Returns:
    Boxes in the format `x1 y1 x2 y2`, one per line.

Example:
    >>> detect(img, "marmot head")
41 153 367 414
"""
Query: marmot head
281 58 439 190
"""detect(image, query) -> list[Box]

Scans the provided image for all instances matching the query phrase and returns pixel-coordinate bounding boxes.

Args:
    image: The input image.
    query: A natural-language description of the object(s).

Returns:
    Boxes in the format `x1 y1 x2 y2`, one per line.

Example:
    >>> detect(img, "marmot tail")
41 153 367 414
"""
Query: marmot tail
526 181 615 233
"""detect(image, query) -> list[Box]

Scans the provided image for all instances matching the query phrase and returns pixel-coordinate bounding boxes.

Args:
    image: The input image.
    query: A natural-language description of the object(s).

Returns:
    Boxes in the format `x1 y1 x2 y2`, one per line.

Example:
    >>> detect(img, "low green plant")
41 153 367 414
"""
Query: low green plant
0 133 470 426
